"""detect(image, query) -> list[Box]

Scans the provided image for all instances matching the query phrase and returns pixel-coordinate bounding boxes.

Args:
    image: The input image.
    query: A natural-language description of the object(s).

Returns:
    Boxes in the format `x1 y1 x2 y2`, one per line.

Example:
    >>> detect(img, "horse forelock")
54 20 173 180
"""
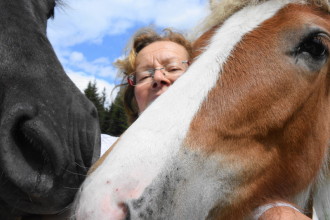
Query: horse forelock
192 0 330 40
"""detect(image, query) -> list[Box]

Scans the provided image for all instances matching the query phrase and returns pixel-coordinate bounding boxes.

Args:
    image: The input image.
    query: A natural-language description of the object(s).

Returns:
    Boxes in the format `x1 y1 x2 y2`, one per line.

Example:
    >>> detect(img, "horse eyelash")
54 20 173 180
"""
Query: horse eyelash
315 36 328 47
316 36 330 55
319 33 330 51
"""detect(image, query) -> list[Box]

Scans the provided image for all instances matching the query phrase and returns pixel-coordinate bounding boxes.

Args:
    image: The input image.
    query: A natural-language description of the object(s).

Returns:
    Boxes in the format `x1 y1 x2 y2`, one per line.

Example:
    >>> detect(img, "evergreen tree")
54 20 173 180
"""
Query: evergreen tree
100 88 106 107
84 80 128 136
106 89 128 136
84 80 106 132
84 81 99 105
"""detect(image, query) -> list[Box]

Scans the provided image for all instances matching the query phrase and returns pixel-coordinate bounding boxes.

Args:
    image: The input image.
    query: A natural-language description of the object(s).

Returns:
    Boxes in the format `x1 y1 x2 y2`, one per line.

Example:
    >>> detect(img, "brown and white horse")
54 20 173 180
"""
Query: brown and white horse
73 0 330 219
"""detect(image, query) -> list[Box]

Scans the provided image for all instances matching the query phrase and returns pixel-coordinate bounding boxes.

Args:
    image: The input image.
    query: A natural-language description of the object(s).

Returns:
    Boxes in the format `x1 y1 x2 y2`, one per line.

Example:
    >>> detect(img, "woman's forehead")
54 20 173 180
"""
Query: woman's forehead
136 41 188 66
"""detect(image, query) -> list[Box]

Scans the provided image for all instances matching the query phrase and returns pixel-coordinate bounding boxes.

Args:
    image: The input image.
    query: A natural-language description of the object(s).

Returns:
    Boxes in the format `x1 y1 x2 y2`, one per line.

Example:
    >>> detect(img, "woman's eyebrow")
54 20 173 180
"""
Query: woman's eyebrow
136 64 154 70
161 57 185 65
136 57 183 70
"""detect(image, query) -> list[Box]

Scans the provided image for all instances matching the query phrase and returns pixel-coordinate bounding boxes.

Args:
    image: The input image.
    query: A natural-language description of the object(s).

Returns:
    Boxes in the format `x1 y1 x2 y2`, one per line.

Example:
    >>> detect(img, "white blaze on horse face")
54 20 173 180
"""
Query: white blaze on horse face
74 1 291 219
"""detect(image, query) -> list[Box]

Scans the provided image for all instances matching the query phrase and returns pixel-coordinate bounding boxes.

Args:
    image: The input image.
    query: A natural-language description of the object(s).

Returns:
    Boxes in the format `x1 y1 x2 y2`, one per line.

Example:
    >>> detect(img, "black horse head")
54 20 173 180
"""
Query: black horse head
0 0 100 218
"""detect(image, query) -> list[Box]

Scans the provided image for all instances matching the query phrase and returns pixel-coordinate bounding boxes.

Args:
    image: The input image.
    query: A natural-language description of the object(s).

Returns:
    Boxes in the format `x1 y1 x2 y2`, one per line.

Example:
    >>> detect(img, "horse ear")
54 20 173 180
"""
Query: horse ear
312 149 330 219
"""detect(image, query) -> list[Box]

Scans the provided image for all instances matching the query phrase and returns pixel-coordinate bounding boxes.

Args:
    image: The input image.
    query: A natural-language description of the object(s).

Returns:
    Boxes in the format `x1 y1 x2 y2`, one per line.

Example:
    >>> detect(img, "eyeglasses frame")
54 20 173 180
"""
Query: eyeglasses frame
127 60 189 86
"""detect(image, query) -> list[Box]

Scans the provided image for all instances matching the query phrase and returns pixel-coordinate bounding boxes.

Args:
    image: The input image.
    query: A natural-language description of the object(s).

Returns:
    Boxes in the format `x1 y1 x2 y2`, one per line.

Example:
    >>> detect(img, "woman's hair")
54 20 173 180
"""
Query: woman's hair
114 27 193 124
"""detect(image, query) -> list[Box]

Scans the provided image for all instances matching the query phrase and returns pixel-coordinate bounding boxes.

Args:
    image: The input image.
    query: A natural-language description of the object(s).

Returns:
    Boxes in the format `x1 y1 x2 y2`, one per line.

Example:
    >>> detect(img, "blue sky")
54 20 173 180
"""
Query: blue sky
47 0 209 106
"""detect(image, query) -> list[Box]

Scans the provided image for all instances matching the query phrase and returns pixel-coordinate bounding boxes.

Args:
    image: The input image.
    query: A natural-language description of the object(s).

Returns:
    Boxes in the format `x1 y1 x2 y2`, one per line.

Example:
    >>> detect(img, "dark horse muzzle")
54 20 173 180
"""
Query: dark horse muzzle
0 0 101 218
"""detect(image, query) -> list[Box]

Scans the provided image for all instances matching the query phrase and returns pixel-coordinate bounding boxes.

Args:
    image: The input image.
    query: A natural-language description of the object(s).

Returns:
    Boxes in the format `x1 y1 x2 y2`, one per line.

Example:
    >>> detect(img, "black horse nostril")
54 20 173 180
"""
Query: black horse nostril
120 203 130 220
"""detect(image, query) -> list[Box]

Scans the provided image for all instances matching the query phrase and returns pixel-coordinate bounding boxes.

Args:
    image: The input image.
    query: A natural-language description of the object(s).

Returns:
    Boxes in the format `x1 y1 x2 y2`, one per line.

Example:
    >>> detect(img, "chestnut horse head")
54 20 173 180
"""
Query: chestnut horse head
0 0 100 218
74 0 330 219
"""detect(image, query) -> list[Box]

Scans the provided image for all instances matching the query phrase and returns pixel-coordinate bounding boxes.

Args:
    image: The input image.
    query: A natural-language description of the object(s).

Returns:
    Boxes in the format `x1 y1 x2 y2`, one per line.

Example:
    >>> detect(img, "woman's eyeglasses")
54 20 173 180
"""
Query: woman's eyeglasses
127 60 189 86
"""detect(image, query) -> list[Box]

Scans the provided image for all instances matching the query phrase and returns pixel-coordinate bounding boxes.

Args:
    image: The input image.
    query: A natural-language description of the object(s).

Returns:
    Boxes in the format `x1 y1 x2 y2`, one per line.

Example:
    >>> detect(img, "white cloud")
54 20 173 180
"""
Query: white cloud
65 51 117 78
48 0 209 49
69 51 84 62
50 47 120 102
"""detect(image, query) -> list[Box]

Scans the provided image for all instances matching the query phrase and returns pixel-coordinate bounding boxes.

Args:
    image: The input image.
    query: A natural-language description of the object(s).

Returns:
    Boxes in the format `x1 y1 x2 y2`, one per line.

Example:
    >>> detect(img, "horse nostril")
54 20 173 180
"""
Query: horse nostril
118 203 130 220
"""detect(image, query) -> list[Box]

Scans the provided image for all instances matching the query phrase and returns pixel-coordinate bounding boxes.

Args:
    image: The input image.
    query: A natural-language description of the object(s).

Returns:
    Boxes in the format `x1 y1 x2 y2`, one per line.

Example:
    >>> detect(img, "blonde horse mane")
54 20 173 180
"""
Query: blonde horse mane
192 0 330 39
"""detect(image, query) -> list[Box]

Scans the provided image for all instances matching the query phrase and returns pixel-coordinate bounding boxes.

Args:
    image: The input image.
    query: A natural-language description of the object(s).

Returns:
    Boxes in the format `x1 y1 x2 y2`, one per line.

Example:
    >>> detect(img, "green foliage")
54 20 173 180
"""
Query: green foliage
105 89 129 136
84 80 128 136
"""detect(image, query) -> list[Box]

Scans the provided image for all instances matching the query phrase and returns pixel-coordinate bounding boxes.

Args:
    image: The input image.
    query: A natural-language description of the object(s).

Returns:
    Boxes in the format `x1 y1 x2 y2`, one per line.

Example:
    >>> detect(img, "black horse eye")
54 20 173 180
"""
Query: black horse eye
298 35 328 59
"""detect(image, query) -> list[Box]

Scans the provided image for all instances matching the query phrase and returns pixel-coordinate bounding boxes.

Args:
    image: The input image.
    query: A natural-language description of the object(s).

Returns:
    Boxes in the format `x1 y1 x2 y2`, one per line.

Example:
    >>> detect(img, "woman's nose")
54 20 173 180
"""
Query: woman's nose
151 69 171 89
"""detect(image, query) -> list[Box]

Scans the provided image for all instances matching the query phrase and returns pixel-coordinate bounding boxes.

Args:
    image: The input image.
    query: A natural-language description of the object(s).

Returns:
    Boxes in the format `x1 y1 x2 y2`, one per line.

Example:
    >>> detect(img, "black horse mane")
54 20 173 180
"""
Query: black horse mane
50 0 65 19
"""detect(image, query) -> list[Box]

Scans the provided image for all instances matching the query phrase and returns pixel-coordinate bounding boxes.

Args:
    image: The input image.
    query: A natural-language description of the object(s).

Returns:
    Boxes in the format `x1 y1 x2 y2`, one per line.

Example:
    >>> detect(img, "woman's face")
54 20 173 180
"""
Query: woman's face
134 41 189 113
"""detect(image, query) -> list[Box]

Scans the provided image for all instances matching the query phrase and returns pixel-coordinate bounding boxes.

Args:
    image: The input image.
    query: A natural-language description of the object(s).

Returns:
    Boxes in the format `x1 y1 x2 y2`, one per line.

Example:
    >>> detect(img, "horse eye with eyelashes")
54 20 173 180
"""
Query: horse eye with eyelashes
293 32 329 72
297 35 328 59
